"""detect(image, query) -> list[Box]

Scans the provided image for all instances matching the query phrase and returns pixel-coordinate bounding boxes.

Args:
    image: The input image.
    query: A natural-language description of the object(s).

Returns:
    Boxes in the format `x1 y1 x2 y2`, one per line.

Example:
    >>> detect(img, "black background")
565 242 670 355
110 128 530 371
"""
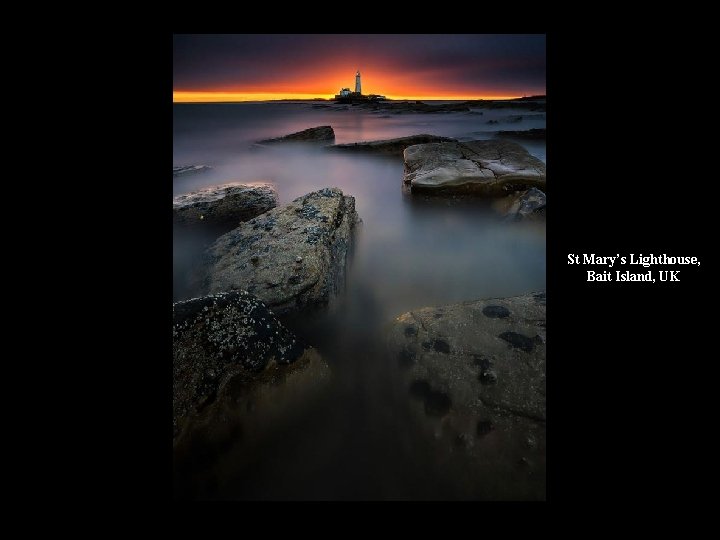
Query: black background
547 29 712 506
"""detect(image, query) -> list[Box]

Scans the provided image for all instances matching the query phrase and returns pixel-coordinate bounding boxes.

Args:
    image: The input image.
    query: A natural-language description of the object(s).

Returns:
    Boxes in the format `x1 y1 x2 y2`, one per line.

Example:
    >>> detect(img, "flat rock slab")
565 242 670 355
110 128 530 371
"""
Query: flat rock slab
201 187 359 315
387 291 546 499
173 183 278 231
328 134 456 156
403 139 546 195
259 125 335 143
173 290 316 440
173 165 212 177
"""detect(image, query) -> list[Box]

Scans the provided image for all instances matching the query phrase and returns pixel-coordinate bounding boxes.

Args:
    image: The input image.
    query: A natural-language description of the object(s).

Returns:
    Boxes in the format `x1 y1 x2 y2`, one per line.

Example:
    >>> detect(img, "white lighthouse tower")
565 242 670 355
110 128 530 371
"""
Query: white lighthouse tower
355 70 362 94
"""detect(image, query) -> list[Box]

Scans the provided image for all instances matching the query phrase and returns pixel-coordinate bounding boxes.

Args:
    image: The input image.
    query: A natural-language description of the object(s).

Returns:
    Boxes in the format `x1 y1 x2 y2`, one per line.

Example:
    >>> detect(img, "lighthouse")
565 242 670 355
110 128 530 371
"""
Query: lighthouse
334 71 384 102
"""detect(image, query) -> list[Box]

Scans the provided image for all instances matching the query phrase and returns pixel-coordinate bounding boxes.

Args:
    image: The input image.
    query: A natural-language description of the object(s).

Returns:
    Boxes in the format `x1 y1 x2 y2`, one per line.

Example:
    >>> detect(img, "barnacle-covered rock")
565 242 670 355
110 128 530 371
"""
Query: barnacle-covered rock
201 187 360 315
172 290 325 440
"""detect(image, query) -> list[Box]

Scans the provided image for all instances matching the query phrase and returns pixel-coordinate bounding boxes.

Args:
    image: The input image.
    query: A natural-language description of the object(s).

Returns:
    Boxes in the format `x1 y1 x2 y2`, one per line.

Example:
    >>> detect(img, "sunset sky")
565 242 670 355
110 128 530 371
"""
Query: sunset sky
173 34 546 102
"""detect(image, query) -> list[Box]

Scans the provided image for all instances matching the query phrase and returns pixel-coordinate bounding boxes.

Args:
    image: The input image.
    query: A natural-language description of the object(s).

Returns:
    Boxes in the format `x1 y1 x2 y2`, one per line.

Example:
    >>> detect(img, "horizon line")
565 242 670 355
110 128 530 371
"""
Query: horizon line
172 91 540 103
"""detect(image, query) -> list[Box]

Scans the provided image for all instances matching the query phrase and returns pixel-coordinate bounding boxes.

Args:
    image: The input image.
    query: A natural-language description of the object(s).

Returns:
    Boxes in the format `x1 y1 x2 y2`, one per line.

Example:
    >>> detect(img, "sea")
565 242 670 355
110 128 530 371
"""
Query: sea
173 101 546 499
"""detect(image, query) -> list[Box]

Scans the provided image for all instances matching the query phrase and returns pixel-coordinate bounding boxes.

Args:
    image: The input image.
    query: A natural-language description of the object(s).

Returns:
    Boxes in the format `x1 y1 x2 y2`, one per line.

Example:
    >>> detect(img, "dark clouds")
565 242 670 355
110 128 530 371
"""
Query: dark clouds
173 34 545 95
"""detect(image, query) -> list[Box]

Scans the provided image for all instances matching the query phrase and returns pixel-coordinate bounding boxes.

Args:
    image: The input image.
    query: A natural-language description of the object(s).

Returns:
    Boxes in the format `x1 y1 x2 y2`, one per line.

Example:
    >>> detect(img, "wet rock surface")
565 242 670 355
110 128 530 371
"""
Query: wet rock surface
502 187 546 221
387 291 546 500
201 187 359 315
172 291 330 498
173 183 278 230
259 125 335 143
403 140 546 195
328 134 456 156
482 305 511 318
173 290 312 438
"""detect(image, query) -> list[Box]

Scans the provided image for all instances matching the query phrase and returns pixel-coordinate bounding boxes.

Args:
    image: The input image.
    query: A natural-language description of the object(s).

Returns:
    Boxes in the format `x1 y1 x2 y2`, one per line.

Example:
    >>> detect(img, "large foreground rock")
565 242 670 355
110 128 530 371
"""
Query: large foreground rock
387 291 546 499
173 183 278 230
328 134 455 156
259 125 335 143
201 188 359 315
403 140 546 195
173 290 324 440
173 291 330 497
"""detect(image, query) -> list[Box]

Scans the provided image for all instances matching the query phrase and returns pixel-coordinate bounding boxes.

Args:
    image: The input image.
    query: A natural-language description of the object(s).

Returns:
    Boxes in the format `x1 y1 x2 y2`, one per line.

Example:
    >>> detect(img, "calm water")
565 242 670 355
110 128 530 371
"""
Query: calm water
173 102 546 499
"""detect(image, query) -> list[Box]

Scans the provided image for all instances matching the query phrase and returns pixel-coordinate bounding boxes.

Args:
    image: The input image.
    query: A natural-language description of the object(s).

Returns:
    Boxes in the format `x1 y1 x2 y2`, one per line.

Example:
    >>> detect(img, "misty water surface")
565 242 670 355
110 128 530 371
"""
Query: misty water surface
173 102 546 499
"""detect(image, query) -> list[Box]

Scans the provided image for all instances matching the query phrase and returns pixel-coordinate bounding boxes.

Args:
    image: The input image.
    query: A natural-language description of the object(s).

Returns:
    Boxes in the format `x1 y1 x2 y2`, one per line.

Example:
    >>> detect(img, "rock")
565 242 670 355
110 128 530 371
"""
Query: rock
495 128 546 140
403 140 546 195
173 183 278 231
173 290 322 440
173 165 212 177
201 187 359 315
389 291 546 422
258 125 335 143
172 291 331 496
465 98 546 112
332 98 545 115
503 188 546 221
328 134 456 157
387 291 546 499
350 100 470 114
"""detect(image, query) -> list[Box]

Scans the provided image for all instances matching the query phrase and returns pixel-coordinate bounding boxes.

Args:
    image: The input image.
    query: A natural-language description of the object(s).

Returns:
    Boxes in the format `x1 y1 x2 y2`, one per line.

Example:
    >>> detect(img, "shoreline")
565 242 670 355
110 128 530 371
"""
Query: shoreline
172 96 546 105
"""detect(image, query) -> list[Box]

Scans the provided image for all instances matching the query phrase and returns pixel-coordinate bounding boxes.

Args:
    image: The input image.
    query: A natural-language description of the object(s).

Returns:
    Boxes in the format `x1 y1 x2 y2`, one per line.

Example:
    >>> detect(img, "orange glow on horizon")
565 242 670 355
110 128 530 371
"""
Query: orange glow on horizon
173 66 542 103
173 92 333 102
173 91 528 103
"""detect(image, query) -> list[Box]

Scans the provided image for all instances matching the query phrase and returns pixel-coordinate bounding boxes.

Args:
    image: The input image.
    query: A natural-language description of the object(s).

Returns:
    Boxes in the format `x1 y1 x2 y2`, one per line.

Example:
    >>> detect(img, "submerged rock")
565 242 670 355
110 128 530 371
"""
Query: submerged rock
173 290 320 440
173 183 278 230
464 98 546 112
201 187 359 315
504 188 547 221
387 291 546 499
403 140 546 195
328 134 456 156
495 128 546 140
259 125 335 143
173 165 212 177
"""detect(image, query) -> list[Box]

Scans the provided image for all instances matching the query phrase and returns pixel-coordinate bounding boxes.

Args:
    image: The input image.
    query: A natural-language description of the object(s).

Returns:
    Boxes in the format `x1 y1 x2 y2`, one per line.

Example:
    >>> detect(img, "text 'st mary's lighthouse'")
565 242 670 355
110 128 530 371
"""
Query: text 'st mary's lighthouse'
355 70 361 94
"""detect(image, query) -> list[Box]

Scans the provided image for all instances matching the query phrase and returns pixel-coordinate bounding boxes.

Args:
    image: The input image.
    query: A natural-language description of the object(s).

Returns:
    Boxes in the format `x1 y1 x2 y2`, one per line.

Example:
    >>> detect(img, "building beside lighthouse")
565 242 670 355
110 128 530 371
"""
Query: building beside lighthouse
334 70 385 103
